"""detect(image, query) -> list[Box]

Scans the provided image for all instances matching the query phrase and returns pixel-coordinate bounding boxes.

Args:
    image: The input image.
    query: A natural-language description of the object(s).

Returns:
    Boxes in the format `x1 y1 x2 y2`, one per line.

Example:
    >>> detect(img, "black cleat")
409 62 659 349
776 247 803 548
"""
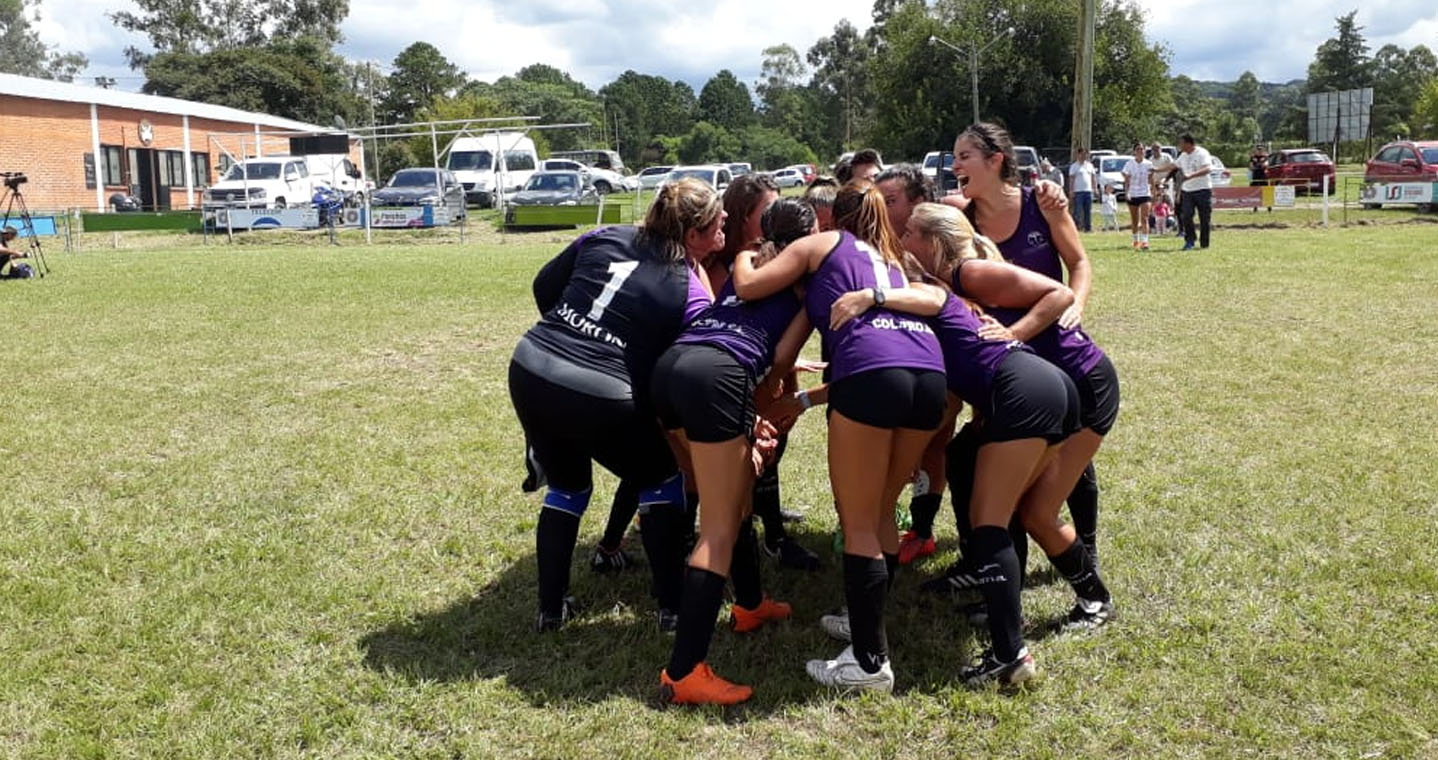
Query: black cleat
763 536 820 571
536 596 578 633
590 545 635 574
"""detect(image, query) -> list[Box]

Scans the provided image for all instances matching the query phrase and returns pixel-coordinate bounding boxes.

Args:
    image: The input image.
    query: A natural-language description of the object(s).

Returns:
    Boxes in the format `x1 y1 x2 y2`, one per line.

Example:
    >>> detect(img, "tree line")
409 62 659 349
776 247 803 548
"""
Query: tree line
4 0 1436 175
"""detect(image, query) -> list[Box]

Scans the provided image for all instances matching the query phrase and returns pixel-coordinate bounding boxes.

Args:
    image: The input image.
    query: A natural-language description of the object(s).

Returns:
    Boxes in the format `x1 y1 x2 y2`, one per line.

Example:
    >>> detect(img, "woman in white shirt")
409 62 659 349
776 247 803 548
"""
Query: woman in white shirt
1121 144 1153 250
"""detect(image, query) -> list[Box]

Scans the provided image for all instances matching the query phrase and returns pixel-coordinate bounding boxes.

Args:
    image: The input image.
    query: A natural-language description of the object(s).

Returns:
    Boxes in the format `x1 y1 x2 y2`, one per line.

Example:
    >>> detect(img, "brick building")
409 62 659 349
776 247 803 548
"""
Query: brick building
0 72 359 212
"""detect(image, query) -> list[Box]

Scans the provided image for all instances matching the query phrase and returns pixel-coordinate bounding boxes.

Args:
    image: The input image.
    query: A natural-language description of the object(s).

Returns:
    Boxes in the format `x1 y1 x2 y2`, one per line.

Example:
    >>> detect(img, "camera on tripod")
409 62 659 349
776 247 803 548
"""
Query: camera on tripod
1 172 27 191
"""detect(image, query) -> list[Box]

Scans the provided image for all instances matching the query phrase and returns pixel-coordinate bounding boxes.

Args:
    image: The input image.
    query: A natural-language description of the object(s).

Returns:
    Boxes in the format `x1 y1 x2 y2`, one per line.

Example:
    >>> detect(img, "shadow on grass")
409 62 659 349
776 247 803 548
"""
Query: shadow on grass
359 523 1000 714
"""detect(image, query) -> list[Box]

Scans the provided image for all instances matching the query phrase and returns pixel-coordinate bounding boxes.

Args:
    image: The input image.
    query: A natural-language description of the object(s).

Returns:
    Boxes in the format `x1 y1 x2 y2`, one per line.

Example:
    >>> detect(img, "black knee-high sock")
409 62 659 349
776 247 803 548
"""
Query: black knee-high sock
639 502 687 612
730 519 763 610
668 567 728 680
842 553 890 673
909 492 942 539
946 424 981 557
1007 512 1029 589
600 481 639 550
969 525 1025 662
1048 537 1110 603
752 434 789 543
883 552 900 591
1067 463 1100 565
536 509 581 617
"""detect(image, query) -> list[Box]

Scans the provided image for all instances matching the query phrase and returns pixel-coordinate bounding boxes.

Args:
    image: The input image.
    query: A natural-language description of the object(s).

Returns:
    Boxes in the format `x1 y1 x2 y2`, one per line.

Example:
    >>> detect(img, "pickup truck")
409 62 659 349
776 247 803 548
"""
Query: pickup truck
202 157 317 210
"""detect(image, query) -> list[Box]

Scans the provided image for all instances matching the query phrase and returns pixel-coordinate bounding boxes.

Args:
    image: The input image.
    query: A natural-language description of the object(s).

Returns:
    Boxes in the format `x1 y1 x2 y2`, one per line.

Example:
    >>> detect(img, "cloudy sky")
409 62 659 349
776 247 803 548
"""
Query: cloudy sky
32 0 1438 92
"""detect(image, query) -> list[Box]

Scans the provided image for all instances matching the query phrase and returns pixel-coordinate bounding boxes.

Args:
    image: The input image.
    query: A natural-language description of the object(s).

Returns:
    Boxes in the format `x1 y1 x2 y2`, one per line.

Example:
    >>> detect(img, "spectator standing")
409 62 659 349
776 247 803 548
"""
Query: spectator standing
1174 134 1213 251
1067 148 1098 233
1249 147 1268 188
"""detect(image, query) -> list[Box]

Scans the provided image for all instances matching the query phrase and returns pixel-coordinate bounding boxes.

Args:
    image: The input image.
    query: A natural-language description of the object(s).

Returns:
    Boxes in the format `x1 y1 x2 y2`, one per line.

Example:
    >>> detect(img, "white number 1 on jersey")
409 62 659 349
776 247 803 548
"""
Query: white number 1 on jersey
586 261 640 321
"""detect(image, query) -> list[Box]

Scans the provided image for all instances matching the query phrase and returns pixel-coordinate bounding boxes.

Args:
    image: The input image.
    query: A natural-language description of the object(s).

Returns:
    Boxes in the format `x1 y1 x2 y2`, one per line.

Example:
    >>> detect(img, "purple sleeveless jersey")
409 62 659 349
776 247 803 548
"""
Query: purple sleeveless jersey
930 293 1024 402
993 186 1065 283
984 304 1104 380
684 261 712 324
804 232 944 382
675 279 803 378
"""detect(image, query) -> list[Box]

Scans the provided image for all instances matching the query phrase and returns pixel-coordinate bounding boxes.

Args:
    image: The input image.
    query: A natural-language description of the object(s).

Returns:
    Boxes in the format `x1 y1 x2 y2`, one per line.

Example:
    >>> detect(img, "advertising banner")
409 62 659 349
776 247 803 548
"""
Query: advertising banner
1209 186 1295 209
212 208 320 230
1360 182 1437 205
369 206 450 228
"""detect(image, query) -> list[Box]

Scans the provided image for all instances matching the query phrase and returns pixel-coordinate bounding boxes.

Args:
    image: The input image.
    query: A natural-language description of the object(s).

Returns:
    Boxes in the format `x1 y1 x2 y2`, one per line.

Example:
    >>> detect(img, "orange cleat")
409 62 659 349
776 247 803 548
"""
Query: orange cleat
659 662 753 705
897 530 936 565
731 596 792 633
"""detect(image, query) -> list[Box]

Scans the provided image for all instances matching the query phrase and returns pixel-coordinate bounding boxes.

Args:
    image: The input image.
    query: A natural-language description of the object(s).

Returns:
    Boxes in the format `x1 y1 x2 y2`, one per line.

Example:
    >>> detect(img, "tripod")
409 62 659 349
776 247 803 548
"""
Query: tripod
1 178 51 279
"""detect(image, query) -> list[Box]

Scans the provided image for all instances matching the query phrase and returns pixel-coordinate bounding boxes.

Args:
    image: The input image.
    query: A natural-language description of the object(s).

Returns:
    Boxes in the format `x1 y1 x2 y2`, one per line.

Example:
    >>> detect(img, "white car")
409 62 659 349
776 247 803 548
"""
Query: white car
1208 156 1233 187
659 165 732 192
1097 156 1129 198
636 165 673 191
203 157 316 210
539 158 635 194
771 167 805 188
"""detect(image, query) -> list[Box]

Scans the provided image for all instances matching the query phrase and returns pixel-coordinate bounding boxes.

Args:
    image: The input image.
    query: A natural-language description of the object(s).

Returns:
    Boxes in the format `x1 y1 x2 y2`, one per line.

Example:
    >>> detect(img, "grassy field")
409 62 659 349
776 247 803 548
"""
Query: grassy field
2 224 1436 758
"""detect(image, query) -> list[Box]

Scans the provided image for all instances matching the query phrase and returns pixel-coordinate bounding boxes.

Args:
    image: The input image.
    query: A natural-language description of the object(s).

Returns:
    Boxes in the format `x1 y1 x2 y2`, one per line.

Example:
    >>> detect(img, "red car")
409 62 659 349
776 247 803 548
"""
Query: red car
1265 149 1336 194
1364 140 1438 183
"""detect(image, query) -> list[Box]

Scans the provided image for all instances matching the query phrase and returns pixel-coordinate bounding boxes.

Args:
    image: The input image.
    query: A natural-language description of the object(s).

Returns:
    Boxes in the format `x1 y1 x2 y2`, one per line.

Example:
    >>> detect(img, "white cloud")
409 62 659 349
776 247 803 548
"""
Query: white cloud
27 0 1438 92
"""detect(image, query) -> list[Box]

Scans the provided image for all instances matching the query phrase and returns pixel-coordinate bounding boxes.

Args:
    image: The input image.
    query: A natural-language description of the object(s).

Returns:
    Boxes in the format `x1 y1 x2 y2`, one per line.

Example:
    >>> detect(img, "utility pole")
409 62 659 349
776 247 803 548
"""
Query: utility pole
366 62 380 183
1070 0 1096 157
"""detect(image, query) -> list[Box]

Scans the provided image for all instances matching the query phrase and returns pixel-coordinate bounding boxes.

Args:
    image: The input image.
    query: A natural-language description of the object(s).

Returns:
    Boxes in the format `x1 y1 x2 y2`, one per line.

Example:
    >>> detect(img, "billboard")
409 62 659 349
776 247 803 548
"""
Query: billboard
1307 88 1373 145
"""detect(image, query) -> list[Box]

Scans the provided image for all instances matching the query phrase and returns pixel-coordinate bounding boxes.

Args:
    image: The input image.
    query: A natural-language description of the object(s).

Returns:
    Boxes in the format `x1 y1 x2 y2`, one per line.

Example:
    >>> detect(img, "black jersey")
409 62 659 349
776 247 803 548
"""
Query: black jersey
518 226 692 402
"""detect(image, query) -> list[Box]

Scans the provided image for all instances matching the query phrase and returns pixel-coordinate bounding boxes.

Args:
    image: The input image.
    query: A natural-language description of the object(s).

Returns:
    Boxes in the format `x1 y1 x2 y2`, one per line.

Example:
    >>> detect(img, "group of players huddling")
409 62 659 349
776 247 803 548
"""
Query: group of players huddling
508 123 1120 705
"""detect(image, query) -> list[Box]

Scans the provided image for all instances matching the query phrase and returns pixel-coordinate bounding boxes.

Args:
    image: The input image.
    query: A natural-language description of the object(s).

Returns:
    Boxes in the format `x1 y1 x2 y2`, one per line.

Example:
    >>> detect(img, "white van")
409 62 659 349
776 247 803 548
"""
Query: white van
447 132 539 207
302 154 370 204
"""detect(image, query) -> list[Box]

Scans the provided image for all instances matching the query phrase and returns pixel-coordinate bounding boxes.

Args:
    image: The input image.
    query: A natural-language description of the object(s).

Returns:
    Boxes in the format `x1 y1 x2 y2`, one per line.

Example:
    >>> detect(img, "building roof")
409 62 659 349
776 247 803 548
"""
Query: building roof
0 72 330 133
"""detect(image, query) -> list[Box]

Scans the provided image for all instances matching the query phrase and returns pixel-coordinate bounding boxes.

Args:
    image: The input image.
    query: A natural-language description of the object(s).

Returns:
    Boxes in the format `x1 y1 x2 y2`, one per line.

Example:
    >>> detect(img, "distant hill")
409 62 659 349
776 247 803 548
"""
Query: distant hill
1194 78 1307 101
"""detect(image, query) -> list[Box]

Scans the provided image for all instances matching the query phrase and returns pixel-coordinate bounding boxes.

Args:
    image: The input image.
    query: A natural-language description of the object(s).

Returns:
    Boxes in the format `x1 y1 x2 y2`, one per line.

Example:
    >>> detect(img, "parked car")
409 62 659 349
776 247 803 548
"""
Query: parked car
550 149 625 173
372 168 466 221
728 163 753 178
1088 149 1117 171
302 154 370 205
1097 156 1129 199
787 163 818 184
508 171 599 206
1364 140 1438 183
540 158 634 194
922 151 955 181
446 132 539 207
771 167 805 188
1264 149 1336 194
1013 145 1041 186
1208 156 1233 187
202 156 317 210
636 165 674 191
662 165 732 192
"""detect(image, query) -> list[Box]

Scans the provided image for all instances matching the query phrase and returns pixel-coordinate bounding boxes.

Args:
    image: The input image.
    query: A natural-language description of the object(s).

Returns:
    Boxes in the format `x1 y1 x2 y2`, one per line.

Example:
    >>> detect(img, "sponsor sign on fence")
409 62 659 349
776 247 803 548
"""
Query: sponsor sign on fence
1210 186 1296 210
1360 182 1437 205
370 206 449 228
212 208 321 230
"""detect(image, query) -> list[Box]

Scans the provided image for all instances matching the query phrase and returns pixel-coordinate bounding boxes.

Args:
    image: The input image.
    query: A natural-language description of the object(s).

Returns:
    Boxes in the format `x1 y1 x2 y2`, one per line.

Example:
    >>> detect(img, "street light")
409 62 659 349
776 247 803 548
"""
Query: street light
930 27 1016 125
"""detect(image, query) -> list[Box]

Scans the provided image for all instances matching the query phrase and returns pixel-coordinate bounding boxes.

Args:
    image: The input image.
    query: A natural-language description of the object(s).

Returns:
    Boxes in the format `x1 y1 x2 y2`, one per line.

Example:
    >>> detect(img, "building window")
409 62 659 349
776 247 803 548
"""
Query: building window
192 153 210 186
169 151 186 186
101 145 124 186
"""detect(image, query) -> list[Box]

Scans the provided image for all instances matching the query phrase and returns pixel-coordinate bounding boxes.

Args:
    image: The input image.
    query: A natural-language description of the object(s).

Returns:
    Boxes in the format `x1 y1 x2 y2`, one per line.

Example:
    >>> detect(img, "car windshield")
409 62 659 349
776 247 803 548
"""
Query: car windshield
389 171 441 188
526 174 578 191
669 168 716 185
1290 152 1329 163
641 167 671 176
1421 148 1438 164
1102 158 1128 172
448 151 493 171
223 163 282 181
1015 151 1038 167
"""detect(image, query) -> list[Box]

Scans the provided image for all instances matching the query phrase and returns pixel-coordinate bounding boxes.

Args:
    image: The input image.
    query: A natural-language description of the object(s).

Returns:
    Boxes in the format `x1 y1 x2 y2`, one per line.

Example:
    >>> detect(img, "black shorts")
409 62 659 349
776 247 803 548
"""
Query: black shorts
508 360 678 493
1075 354 1120 435
1126 195 1151 207
830 367 946 430
651 343 755 443
980 351 1080 444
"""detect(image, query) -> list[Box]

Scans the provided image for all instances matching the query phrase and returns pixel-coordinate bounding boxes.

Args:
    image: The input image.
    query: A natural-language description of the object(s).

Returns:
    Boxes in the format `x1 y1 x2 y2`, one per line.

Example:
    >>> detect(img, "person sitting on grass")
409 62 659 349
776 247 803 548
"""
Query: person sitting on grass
1 227 34 280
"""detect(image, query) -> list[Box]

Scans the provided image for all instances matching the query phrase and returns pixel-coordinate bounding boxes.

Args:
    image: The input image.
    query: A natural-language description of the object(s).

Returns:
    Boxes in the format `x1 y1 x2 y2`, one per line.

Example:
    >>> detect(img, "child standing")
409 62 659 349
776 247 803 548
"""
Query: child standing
1153 196 1173 235
1099 185 1119 231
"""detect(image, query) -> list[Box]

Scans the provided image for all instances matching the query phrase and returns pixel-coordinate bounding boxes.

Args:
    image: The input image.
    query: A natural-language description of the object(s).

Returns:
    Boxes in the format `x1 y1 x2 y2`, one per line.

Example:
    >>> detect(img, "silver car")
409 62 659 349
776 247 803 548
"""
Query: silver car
636 165 674 190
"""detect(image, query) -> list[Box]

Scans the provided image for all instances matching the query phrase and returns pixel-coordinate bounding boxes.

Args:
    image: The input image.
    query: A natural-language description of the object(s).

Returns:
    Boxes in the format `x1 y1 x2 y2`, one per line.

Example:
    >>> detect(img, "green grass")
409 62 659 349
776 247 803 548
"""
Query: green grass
2 225 1436 758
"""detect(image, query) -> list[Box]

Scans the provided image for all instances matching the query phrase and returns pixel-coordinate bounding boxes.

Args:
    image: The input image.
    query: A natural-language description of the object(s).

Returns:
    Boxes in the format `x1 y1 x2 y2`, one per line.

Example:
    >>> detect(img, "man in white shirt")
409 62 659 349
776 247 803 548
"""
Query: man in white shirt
1174 134 1213 250
1067 148 1099 233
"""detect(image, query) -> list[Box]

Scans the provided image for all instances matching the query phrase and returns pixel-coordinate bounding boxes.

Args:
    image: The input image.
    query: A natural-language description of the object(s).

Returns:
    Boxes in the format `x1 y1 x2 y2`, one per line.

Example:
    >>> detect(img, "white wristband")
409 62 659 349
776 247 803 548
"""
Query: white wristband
797 390 813 410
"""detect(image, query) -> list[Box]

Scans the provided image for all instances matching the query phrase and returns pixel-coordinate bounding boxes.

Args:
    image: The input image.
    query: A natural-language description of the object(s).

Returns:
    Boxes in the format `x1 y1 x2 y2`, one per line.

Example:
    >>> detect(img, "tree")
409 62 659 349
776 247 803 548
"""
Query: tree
1231 71 1262 125
807 18 871 153
756 45 823 151
470 71 603 153
1307 11 1372 94
678 121 741 165
1372 44 1438 138
111 0 348 69
1415 77 1438 139
381 42 467 124
599 70 697 165
0 0 87 80
697 70 756 132
738 125 818 168
142 37 362 126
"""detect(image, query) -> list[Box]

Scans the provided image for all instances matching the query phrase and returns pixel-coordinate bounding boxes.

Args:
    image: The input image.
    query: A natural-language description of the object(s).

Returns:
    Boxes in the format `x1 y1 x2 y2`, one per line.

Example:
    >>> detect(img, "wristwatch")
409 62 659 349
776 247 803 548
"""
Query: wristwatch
871 286 886 306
